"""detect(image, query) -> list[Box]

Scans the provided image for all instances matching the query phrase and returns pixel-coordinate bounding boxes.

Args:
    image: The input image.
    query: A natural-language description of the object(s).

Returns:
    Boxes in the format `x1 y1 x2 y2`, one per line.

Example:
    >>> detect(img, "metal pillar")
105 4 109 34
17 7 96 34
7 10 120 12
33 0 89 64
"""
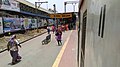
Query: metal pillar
64 2 66 13
77 20 80 67
53 4 57 28
73 3 76 12
35 2 39 33
64 1 78 12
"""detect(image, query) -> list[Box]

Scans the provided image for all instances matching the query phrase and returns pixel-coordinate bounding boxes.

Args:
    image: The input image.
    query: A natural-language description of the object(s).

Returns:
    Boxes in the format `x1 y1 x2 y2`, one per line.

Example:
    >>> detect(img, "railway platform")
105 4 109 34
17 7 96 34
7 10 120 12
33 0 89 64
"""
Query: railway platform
0 30 78 67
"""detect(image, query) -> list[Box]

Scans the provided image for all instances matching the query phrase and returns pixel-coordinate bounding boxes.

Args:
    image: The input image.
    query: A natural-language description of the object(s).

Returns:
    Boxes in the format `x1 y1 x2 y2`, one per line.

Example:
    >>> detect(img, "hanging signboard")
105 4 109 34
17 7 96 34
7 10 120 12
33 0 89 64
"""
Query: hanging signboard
50 13 72 18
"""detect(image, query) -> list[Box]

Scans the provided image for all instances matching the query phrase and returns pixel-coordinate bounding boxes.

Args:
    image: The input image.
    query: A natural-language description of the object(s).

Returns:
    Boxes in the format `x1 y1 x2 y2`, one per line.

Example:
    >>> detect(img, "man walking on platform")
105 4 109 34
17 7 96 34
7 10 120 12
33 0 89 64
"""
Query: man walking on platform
47 26 50 34
7 35 22 65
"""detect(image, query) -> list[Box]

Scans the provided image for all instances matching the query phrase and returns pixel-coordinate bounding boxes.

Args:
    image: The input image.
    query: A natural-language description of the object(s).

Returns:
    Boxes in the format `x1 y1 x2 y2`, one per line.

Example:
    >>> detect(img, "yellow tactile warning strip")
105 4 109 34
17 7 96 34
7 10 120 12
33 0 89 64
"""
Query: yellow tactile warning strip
52 30 73 67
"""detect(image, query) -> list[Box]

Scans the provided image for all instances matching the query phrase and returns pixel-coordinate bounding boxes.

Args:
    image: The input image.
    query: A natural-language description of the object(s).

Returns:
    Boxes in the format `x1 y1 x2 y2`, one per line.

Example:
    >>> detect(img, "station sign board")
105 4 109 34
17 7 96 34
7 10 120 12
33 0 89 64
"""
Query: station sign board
50 13 72 18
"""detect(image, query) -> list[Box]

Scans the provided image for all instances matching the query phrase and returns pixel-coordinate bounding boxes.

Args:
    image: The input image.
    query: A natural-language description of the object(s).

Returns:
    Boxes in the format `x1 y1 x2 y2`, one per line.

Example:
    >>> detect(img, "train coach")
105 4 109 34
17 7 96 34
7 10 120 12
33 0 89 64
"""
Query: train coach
78 0 120 67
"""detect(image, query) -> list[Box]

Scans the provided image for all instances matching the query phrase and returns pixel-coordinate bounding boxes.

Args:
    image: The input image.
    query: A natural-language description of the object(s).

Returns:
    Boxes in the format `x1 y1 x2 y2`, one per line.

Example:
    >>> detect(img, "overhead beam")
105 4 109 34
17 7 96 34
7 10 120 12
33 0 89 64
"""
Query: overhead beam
64 1 79 12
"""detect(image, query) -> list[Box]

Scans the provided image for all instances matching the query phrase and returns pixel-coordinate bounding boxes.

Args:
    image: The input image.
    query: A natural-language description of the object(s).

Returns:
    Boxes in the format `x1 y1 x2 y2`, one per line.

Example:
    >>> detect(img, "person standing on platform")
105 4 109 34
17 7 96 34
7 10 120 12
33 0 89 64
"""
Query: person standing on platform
52 25 55 34
65 24 69 31
55 28 62 46
47 26 50 34
7 35 22 65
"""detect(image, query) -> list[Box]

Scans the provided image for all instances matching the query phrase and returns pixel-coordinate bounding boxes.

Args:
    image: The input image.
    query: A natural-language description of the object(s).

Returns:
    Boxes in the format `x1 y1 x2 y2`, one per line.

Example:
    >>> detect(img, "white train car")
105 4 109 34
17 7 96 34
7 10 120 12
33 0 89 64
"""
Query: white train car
78 0 120 67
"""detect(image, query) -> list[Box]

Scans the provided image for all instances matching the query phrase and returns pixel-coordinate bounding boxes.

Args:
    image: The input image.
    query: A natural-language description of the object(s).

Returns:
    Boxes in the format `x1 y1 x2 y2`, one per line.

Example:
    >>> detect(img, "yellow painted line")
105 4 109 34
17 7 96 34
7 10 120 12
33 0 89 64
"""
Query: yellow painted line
52 30 73 67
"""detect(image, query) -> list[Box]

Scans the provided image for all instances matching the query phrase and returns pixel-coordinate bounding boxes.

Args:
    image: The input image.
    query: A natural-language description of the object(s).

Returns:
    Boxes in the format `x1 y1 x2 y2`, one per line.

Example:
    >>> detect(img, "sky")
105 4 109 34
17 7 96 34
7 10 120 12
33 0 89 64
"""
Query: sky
26 0 79 13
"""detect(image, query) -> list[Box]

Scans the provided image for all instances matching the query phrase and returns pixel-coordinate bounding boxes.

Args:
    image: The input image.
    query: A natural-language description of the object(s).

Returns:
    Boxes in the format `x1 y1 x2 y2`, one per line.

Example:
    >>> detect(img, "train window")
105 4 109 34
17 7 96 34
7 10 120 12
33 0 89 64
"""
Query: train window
101 5 106 38
98 5 106 38
98 7 103 36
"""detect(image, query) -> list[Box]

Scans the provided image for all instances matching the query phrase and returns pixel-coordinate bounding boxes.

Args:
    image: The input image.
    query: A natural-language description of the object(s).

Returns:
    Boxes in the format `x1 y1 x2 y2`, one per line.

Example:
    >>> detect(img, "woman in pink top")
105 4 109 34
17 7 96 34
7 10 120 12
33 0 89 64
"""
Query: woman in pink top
52 25 55 34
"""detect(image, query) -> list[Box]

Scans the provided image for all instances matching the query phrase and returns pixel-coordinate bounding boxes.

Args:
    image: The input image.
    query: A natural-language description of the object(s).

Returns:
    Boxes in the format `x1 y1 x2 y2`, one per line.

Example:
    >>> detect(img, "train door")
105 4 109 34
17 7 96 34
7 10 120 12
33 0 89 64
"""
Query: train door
80 10 87 67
